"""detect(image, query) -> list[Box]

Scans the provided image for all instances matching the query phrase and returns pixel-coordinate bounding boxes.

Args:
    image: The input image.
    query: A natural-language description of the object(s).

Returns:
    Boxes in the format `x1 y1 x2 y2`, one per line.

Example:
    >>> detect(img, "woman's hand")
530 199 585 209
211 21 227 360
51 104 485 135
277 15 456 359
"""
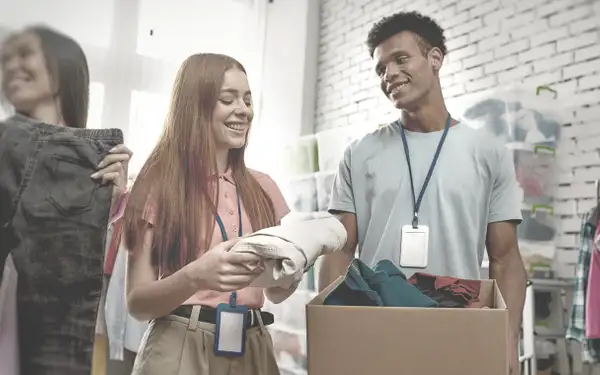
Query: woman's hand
185 239 265 292
91 144 133 205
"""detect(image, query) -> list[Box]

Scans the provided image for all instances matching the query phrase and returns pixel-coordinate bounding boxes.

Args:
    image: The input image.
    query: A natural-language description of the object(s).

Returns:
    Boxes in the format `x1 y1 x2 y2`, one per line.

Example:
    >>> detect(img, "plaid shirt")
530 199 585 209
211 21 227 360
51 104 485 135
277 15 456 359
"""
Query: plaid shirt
566 209 600 363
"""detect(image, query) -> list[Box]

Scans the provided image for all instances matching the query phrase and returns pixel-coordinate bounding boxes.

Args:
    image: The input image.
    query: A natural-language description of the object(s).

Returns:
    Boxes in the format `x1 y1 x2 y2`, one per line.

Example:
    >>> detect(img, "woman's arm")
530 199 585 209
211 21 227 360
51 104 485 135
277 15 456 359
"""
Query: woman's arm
126 228 262 321
125 227 202 321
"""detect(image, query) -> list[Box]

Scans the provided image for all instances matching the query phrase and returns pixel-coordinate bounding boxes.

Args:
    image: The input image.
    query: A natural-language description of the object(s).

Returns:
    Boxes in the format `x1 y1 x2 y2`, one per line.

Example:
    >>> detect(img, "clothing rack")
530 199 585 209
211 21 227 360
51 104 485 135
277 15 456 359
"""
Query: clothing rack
569 206 600 375
588 181 600 375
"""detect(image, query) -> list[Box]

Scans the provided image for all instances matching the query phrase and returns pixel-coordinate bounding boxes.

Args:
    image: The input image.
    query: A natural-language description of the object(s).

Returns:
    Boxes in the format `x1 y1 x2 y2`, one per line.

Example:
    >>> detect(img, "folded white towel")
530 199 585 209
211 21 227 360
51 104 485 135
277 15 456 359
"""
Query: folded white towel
231 215 347 303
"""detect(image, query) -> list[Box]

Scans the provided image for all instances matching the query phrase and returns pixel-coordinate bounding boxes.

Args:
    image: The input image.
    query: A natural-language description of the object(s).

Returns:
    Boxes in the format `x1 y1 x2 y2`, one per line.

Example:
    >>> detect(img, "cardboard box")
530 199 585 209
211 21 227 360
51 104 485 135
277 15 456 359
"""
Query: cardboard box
306 277 509 375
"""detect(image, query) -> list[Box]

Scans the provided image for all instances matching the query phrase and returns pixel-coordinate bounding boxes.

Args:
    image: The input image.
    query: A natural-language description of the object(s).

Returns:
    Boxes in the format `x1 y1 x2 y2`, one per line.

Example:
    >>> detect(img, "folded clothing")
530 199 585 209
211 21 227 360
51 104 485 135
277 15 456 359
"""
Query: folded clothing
323 259 438 308
231 215 347 303
408 272 482 308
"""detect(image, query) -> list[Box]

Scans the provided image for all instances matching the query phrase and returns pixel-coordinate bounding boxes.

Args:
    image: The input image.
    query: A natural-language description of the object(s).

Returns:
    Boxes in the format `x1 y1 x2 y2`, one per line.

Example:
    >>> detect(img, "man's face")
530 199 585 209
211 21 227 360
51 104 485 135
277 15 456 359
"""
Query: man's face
373 31 442 111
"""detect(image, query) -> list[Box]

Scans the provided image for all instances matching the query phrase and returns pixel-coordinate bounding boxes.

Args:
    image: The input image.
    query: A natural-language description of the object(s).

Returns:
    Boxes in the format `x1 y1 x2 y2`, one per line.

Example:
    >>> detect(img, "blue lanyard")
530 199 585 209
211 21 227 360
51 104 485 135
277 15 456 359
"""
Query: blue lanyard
399 114 452 229
215 189 243 304
215 189 243 241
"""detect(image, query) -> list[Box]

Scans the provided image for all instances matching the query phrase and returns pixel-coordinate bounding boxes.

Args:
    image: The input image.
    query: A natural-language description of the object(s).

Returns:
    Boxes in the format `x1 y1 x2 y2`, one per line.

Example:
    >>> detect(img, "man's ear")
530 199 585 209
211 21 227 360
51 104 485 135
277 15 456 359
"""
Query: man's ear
428 47 444 72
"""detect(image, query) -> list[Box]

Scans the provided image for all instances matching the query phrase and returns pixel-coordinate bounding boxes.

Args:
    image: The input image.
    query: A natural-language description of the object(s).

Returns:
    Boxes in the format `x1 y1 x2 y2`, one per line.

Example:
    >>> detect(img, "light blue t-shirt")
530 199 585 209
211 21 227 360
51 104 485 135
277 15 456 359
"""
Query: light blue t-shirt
328 122 522 279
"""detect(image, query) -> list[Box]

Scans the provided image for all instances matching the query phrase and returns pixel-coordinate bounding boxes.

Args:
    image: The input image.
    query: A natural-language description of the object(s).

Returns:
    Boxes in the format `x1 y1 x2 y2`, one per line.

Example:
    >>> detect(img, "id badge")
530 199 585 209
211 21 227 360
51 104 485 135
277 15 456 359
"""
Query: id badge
400 225 429 268
214 292 248 357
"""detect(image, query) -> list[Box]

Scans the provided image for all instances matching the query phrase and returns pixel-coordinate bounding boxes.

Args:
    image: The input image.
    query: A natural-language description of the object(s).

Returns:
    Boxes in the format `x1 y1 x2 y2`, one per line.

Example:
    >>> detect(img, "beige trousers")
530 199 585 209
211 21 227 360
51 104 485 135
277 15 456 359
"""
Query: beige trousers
131 306 280 375
91 334 107 375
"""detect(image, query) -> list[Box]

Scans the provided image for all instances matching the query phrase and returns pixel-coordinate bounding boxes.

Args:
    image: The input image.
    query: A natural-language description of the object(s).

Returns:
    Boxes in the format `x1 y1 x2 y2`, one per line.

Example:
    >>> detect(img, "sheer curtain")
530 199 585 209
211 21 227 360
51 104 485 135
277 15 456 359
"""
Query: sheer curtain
0 0 269 173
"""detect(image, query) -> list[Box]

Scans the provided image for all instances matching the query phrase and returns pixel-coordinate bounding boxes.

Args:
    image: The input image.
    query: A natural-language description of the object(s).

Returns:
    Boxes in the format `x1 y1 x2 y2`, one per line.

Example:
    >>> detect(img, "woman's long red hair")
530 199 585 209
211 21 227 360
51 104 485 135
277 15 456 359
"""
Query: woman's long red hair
123 53 276 275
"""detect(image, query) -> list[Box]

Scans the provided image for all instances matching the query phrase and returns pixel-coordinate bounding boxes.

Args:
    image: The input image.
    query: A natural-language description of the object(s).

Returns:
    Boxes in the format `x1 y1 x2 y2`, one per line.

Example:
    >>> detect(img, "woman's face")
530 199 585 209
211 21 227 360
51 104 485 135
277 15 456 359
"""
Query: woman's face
211 68 253 150
1 32 54 113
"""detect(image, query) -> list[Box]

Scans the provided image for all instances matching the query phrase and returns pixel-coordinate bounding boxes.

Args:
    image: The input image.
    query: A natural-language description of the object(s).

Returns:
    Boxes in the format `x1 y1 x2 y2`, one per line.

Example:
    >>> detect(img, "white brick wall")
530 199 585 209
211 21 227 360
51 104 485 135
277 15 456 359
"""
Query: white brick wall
315 0 600 276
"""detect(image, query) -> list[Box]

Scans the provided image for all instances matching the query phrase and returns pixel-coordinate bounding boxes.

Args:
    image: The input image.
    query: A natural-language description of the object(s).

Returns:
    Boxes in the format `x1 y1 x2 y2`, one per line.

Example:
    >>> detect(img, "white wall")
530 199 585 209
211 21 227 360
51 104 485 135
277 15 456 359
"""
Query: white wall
258 0 320 139
249 0 321 175
314 0 600 276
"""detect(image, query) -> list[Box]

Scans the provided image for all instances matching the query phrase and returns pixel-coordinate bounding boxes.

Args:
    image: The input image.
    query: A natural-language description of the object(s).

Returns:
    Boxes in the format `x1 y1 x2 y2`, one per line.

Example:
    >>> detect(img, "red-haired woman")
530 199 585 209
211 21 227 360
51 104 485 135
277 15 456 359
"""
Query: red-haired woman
123 53 290 375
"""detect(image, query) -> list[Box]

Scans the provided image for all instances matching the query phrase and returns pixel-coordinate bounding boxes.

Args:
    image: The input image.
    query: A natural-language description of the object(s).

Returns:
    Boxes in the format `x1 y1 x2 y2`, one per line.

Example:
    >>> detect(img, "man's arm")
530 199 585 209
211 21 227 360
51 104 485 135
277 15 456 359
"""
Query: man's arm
318 211 358 291
485 142 526 345
486 220 526 342
319 141 358 291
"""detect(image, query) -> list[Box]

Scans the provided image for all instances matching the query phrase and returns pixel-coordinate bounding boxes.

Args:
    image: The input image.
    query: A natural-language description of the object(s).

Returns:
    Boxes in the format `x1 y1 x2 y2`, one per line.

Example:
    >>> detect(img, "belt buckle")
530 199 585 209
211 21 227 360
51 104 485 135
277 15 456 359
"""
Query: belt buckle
248 309 256 327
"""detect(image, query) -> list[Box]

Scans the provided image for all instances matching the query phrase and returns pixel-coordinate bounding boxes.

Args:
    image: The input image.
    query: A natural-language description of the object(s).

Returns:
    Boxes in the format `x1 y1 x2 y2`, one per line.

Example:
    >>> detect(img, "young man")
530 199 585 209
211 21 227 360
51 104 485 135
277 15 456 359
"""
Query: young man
319 11 526 374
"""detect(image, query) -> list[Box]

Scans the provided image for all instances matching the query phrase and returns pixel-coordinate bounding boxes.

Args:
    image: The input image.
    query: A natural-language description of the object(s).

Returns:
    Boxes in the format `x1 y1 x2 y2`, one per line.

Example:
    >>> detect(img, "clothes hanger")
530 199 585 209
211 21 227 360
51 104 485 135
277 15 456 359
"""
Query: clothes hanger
535 85 558 99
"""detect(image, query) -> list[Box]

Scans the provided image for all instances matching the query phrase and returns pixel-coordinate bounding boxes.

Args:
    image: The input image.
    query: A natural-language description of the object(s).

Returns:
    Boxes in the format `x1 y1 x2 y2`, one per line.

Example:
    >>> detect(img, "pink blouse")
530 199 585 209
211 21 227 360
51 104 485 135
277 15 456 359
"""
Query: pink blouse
143 169 290 309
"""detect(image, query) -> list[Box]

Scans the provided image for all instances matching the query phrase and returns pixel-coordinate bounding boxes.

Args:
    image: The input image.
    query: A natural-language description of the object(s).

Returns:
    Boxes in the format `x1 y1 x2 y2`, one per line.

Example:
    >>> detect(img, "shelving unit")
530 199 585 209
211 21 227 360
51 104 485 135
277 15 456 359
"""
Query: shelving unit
521 279 577 375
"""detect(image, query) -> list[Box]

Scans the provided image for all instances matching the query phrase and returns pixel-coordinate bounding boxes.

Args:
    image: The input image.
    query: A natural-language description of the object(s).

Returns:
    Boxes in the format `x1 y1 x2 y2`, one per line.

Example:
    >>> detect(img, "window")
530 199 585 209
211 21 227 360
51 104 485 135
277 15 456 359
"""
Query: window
128 90 170 173
0 0 115 49
87 82 105 129
1 0 268 173
129 0 267 173
136 0 252 64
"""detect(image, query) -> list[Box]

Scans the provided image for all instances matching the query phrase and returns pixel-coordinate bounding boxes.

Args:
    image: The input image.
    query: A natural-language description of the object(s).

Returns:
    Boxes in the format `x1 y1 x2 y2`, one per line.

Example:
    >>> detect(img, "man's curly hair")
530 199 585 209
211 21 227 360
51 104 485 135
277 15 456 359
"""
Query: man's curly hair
366 11 448 58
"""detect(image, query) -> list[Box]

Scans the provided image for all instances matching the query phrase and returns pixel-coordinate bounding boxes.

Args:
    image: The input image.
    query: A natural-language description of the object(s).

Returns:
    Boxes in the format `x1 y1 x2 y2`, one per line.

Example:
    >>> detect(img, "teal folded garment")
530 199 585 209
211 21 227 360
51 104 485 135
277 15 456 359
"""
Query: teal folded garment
323 259 438 308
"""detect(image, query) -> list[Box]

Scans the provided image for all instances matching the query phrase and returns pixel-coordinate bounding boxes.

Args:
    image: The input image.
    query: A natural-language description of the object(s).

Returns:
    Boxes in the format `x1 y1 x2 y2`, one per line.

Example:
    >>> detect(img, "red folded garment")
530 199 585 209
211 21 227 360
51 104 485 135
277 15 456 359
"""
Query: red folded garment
408 272 482 308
